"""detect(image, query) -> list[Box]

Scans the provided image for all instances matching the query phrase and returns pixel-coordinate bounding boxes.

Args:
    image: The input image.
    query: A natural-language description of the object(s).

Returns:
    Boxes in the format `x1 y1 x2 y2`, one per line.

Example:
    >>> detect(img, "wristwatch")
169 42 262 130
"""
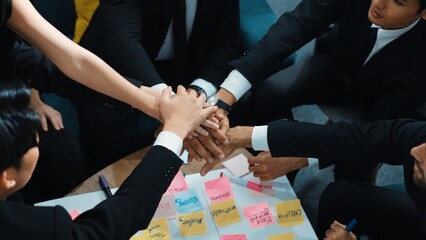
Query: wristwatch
207 94 232 113
187 85 207 97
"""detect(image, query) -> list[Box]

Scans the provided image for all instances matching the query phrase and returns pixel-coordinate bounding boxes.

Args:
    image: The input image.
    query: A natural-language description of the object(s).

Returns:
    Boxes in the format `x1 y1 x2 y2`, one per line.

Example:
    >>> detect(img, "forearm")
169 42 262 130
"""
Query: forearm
7 0 160 120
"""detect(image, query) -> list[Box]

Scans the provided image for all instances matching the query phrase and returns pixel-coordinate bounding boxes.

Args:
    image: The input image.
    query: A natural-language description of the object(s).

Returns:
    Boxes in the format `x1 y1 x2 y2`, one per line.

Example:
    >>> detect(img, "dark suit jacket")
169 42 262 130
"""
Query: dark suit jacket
0 145 183 239
266 118 426 234
63 0 240 101
231 0 426 112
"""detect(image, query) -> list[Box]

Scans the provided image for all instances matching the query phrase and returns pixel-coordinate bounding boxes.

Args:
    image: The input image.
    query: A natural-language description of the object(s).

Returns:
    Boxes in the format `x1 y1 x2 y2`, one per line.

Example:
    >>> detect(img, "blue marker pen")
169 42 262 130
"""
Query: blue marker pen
99 175 113 198
345 218 358 232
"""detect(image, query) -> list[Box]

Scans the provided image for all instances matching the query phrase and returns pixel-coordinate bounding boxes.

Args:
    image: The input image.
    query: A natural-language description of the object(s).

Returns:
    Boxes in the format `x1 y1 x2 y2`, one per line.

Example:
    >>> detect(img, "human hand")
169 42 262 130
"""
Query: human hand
159 86 216 139
29 89 63 131
248 152 308 181
324 221 357 240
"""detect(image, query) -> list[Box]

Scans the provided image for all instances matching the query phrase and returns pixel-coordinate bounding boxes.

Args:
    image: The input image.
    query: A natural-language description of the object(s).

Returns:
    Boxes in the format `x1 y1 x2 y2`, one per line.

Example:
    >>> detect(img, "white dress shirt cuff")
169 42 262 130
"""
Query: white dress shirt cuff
307 158 319 167
151 83 168 92
190 79 217 98
251 125 269 151
153 131 183 156
220 70 252 101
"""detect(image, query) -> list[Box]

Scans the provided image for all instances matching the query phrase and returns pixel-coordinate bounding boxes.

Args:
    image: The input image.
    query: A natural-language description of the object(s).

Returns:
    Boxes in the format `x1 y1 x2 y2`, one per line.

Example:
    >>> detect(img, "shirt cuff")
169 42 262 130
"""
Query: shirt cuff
251 125 269 151
153 131 183 156
307 158 319 167
151 83 168 92
190 79 217 98
220 70 251 101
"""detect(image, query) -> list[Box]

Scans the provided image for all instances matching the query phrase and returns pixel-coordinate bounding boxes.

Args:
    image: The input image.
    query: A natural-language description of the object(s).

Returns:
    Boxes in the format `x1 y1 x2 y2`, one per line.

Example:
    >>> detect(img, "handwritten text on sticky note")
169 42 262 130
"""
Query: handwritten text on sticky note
177 211 207 236
210 199 241 227
204 176 234 204
166 171 188 194
243 201 275 228
174 188 203 214
276 199 304 227
139 218 170 240
153 194 176 219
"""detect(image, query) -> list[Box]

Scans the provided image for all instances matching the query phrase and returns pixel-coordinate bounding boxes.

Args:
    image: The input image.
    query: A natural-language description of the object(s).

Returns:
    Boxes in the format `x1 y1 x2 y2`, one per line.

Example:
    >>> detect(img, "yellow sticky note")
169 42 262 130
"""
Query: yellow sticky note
138 218 170 240
210 199 241 227
177 211 207 236
268 232 295 240
276 199 304 227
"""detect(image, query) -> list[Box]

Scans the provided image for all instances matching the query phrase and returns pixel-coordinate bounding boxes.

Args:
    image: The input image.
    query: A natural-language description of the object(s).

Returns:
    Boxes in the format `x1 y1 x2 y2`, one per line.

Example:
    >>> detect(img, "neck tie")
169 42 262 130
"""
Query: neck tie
173 0 189 80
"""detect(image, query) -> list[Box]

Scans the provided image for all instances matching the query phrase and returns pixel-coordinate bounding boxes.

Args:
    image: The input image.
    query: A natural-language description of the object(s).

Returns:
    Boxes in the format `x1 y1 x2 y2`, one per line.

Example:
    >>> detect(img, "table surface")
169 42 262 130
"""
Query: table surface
67 146 252 196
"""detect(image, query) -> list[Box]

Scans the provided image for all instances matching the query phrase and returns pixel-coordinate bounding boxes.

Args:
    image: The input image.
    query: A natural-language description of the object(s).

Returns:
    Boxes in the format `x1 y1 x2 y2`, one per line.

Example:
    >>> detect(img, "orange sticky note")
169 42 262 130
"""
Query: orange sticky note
204 176 233 204
210 199 241 227
221 234 248 240
276 199 304 227
268 232 295 240
166 171 188 194
139 218 170 240
177 211 207 236
69 209 80 220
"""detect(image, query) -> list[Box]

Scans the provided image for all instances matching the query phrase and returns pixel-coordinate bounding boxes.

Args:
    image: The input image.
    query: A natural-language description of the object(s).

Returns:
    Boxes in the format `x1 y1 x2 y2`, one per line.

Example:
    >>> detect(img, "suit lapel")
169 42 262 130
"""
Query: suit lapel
190 0 216 43
358 20 424 80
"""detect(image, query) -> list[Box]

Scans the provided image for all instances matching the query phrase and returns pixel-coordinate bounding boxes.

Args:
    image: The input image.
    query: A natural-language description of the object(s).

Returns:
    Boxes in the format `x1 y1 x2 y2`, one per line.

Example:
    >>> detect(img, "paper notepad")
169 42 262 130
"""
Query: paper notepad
221 153 250 177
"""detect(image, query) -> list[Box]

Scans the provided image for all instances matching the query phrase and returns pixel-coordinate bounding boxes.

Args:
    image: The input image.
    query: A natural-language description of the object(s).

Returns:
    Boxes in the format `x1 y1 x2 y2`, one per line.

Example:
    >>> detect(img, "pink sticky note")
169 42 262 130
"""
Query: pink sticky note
204 176 233 204
153 194 176 219
166 171 188 194
69 209 80 220
243 201 275 228
221 234 248 240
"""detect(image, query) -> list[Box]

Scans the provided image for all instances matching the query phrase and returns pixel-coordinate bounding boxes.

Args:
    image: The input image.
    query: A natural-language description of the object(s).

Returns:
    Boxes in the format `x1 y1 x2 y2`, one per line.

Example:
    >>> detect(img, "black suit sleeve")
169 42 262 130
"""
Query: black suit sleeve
192 0 240 88
230 0 343 87
0 145 183 240
267 119 426 168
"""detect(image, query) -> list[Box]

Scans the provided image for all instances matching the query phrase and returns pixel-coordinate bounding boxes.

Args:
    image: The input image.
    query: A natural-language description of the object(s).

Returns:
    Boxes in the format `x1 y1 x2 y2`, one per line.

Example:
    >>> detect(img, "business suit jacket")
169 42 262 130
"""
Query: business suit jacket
231 0 426 116
266 118 426 235
0 145 183 239
64 0 240 101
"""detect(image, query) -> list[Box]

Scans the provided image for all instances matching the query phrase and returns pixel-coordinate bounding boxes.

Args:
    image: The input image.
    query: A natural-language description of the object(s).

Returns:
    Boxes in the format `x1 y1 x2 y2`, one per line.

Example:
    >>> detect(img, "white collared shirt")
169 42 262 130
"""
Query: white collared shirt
364 19 420 64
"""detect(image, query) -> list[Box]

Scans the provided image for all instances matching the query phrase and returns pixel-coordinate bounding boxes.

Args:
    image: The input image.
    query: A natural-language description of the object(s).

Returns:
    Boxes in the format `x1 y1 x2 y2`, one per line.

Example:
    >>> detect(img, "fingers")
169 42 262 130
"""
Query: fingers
200 119 219 130
38 112 48 131
198 134 225 161
184 139 203 162
200 159 221 176
195 126 209 136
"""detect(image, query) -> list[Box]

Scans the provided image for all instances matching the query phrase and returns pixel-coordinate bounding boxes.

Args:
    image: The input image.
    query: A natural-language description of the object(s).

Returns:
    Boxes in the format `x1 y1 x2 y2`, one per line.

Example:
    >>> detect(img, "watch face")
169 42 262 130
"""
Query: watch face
207 95 218 106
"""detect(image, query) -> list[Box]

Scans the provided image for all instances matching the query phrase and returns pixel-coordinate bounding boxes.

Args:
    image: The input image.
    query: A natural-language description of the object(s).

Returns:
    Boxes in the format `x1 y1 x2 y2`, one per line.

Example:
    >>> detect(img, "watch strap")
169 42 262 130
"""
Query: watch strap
216 98 232 112
188 85 207 97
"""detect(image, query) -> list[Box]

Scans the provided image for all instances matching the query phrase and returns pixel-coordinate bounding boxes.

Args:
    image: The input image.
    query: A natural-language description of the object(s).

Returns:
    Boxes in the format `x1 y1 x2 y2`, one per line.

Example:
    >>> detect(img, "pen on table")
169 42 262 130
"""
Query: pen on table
220 172 262 192
345 218 358 232
99 175 113 198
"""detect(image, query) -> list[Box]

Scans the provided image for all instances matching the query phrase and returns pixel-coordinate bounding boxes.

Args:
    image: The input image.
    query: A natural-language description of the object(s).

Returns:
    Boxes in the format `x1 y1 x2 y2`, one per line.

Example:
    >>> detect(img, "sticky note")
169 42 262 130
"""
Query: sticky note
221 154 250 177
174 188 203 214
204 176 234 204
210 199 241 227
276 199 304 227
221 234 248 240
177 211 207 236
153 194 176 219
139 218 170 240
69 209 80 220
166 171 188 194
268 232 295 240
243 201 275 228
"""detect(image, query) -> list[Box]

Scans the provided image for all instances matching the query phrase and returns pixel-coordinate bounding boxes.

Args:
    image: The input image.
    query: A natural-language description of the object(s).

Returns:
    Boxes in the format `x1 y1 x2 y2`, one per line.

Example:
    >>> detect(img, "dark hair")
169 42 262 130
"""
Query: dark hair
0 79 40 171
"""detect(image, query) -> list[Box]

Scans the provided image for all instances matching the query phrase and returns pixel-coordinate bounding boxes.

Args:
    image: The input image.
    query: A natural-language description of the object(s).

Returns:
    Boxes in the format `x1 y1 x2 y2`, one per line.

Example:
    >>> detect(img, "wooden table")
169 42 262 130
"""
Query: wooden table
67 146 252 196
